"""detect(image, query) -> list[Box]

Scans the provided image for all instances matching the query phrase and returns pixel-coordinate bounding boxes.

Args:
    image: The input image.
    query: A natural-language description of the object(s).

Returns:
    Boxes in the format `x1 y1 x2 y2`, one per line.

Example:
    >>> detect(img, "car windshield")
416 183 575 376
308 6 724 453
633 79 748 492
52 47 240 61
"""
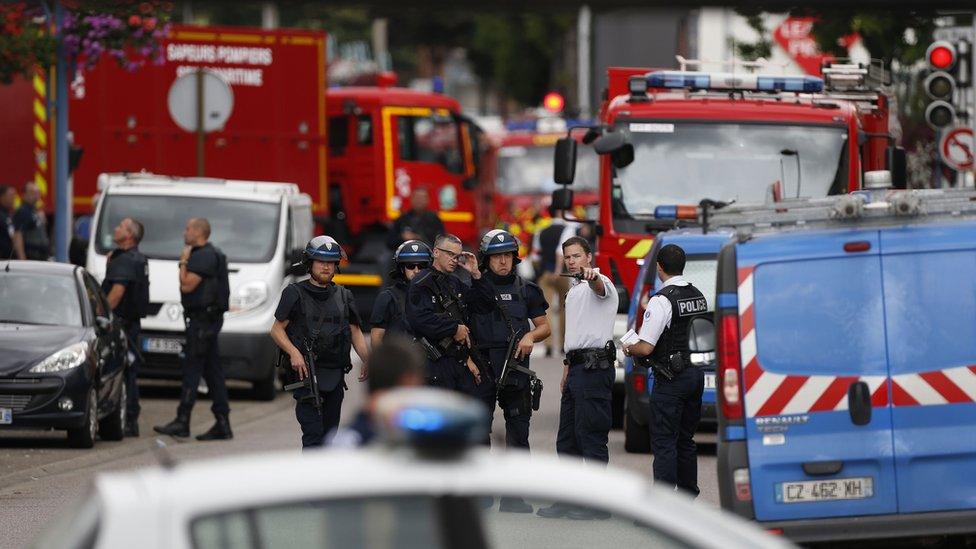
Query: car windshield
0 273 83 327
612 121 848 220
498 144 599 195
95 195 281 262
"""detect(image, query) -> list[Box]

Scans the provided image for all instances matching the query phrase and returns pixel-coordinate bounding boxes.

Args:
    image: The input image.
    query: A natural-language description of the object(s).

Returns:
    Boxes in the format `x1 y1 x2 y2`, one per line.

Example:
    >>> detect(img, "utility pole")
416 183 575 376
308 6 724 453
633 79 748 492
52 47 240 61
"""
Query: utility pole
53 1 71 263
577 5 592 119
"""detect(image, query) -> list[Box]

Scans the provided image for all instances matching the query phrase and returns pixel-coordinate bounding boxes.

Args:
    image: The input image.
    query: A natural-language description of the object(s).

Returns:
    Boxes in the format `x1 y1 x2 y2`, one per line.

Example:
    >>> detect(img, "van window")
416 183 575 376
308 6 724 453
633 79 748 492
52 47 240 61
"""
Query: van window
356 115 373 145
329 116 348 153
397 115 463 174
94 196 281 263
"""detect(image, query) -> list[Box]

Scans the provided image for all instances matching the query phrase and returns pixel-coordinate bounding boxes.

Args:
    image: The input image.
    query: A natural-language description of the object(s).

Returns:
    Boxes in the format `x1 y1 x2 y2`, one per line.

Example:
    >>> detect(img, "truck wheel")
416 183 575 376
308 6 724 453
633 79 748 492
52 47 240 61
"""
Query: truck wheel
624 398 651 454
251 374 277 401
68 388 98 449
99 381 126 441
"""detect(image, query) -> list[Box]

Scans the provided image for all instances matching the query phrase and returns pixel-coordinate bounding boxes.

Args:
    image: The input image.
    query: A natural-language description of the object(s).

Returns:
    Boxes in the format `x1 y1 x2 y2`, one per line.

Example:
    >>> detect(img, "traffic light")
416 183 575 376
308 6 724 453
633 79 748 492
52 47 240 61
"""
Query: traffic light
923 39 971 130
543 92 565 114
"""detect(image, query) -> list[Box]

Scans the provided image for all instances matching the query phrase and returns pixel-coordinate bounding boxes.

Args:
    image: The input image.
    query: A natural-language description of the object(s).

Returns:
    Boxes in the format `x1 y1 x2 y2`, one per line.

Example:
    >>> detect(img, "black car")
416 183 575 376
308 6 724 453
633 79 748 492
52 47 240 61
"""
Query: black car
0 261 128 448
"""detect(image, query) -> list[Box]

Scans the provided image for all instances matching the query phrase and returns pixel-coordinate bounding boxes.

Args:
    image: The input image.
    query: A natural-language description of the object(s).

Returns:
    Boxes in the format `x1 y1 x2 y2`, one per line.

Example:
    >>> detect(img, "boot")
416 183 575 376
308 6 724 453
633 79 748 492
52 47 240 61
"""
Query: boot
124 416 139 437
153 412 190 438
196 414 233 441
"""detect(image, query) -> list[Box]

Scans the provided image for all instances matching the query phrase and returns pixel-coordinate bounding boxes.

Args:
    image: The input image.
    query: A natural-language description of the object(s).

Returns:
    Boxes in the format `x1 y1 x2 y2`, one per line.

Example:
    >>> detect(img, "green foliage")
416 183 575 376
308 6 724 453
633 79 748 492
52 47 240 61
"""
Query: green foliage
794 9 936 66
733 12 773 61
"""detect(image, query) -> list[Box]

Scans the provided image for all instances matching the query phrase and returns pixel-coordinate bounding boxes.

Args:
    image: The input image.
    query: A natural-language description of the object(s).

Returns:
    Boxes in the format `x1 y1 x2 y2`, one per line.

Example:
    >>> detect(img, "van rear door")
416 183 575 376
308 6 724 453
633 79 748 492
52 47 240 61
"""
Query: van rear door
879 221 976 514
739 229 896 521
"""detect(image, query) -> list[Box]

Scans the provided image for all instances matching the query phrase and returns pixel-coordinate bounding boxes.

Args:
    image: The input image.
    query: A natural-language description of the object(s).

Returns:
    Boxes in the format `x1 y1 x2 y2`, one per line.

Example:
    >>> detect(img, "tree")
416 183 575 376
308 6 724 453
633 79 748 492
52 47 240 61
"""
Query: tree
797 8 937 67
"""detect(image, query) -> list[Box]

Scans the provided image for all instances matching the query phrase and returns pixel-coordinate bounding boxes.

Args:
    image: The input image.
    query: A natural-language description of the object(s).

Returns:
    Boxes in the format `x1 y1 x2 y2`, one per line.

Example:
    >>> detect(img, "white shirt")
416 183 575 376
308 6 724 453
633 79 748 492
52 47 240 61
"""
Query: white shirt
637 276 690 346
563 270 619 352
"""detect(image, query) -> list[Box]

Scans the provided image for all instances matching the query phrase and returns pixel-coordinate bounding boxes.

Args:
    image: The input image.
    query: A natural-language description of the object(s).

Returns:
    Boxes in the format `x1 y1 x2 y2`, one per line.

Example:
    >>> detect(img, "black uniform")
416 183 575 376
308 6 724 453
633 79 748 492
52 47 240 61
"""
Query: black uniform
12 203 50 260
405 268 493 392
646 283 707 496
369 281 412 339
178 243 230 421
0 208 14 259
275 280 361 448
470 270 547 449
101 247 150 422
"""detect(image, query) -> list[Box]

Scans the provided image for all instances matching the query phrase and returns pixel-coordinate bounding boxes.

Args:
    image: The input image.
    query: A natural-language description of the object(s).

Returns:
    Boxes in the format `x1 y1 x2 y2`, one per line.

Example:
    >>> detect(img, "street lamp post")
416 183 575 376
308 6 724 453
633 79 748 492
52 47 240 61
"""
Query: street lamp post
53 0 72 263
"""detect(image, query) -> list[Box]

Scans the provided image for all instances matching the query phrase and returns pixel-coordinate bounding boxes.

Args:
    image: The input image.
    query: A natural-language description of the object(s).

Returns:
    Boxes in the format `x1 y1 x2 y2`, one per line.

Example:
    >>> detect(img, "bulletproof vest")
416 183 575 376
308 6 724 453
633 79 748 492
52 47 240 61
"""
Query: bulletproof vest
290 283 352 369
648 283 707 364
383 283 412 338
124 249 150 321
421 270 467 322
472 275 530 347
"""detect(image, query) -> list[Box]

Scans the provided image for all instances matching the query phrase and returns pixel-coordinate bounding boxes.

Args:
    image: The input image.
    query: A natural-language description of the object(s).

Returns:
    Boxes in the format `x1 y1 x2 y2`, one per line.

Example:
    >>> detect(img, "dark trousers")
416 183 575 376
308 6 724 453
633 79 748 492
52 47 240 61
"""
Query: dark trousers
178 317 230 418
481 347 532 450
556 362 614 464
295 385 344 449
426 355 476 393
650 365 705 497
123 322 141 420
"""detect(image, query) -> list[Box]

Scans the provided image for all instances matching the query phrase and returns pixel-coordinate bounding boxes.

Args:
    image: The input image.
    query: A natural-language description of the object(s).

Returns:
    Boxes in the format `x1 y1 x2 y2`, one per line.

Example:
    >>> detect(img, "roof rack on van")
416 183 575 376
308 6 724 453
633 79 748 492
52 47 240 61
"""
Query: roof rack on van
701 187 976 241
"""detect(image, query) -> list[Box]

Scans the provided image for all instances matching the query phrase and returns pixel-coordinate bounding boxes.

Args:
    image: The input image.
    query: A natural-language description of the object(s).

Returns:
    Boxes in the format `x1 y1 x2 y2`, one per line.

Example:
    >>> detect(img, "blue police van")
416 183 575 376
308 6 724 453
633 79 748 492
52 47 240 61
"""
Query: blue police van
622 228 733 453
713 188 976 543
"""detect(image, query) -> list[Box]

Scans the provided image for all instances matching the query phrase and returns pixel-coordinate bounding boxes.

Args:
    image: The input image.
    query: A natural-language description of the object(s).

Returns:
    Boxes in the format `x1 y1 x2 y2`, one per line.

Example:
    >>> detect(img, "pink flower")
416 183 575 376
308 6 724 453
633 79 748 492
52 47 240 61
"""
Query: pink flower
143 17 156 31
128 14 141 27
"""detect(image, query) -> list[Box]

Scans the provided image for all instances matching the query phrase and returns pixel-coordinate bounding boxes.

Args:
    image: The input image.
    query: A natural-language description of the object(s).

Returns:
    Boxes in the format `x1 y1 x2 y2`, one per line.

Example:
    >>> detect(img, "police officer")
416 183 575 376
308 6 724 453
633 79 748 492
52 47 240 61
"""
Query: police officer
154 218 233 441
624 244 707 497
405 234 494 392
538 236 617 521
0 185 18 260
470 230 550 443
101 218 149 437
270 236 370 449
370 240 432 347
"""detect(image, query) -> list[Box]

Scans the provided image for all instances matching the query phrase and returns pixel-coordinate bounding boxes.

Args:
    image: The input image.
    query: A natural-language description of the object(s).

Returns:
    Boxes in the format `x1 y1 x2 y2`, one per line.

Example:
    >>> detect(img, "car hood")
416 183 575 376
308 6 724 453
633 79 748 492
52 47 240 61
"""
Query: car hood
0 324 88 375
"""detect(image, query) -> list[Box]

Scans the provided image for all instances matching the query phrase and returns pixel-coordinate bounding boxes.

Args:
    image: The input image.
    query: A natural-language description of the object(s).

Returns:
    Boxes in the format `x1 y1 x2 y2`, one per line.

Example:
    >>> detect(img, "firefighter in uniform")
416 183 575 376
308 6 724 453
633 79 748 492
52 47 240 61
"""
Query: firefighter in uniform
538 236 617 521
624 244 707 497
405 234 494 392
370 240 432 347
270 236 370 449
101 218 149 437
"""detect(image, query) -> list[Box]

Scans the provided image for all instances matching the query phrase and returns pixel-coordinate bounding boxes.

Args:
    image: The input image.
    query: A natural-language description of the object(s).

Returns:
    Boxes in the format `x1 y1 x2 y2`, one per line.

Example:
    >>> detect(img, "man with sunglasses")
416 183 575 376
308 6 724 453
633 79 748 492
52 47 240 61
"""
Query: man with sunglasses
370 240 432 347
406 234 494 392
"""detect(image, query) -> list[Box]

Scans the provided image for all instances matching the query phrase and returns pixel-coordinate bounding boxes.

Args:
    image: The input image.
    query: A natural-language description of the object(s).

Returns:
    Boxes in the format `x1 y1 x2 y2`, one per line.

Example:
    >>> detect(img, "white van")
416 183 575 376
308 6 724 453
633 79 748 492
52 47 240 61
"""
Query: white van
86 173 313 399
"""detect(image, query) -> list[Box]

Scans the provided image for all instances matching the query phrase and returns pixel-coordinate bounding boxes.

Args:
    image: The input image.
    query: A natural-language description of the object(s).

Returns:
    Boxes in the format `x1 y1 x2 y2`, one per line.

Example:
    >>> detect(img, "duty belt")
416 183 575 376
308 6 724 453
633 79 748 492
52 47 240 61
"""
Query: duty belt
565 345 613 366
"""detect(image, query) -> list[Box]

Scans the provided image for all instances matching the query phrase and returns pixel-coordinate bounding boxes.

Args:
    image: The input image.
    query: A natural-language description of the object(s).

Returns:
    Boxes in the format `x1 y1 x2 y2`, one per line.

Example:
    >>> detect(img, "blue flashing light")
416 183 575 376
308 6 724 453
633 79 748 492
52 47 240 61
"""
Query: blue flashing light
655 205 678 219
756 75 824 93
647 71 711 90
398 408 447 433
646 71 824 93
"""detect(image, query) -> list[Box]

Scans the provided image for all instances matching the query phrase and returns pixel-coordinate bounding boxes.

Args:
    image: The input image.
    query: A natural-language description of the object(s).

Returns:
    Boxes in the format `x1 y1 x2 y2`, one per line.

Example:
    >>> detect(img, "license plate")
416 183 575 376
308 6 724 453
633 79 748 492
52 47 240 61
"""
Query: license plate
776 477 873 503
0 408 11 425
704 373 716 389
142 337 184 354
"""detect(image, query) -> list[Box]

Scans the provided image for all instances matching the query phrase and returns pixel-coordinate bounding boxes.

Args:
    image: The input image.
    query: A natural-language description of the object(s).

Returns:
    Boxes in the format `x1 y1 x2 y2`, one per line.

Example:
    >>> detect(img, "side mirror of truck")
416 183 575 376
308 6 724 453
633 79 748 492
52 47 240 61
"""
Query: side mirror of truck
551 187 574 211
553 138 578 184
688 316 716 354
286 249 306 277
593 130 634 169
889 146 908 189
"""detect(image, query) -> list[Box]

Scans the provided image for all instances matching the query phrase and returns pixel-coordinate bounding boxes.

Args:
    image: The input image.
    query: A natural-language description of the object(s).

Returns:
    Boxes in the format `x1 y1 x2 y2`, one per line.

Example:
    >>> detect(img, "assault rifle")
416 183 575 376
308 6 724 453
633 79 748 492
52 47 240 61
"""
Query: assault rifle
279 339 323 416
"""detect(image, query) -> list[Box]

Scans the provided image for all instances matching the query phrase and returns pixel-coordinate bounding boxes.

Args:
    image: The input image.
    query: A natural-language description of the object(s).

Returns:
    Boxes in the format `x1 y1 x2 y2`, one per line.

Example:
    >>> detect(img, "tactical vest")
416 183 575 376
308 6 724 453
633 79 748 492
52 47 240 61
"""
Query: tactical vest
421 271 467 322
383 283 412 338
472 276 531 347
125 249 150 321
288 283 352 369
648 283 707 364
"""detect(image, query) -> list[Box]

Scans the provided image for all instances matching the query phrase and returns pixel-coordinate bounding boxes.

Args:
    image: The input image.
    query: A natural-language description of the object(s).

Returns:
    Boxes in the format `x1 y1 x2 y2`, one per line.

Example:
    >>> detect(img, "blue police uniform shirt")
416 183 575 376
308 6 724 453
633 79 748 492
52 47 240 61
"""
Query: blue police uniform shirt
370 280 411 337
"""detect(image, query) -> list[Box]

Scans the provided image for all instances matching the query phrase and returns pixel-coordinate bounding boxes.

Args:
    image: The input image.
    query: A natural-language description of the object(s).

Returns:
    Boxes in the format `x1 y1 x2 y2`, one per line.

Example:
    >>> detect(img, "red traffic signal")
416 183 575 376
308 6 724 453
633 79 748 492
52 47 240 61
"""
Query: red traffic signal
927 41 957 71
543 92 565 113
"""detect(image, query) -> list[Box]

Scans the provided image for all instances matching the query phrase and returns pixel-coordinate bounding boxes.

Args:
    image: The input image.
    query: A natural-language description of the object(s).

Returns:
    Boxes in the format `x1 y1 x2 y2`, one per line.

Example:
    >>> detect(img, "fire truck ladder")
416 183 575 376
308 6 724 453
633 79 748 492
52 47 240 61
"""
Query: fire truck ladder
701 187 976 241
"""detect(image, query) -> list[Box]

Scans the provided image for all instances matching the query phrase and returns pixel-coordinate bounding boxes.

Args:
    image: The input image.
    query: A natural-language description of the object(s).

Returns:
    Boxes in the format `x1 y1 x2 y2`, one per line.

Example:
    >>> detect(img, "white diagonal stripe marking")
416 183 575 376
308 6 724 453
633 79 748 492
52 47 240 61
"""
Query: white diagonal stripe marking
943 367 976 402
781 375 833 415
739 330 756 369
745 371 786 417
738 273 753 315
894 373 947 405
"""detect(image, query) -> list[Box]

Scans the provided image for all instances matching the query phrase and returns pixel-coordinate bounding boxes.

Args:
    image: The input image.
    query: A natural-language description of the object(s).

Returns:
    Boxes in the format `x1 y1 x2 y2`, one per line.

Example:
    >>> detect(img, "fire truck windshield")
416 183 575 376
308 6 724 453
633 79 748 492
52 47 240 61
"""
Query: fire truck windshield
498 145 599 195
611 122 848 223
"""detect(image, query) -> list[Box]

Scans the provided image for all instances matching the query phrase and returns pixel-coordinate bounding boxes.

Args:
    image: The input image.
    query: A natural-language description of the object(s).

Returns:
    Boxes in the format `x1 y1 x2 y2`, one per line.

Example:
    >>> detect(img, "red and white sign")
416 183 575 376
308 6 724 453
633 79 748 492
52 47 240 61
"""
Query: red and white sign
939 126 975 172
773 17 859 76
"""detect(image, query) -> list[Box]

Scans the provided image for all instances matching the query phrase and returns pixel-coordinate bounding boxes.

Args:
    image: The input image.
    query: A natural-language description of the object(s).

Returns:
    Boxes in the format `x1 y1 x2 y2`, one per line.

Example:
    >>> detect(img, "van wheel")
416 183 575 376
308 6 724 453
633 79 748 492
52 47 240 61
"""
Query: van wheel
68 388 98 449
99 381 126 441
252 374 277 401
624 399 651 454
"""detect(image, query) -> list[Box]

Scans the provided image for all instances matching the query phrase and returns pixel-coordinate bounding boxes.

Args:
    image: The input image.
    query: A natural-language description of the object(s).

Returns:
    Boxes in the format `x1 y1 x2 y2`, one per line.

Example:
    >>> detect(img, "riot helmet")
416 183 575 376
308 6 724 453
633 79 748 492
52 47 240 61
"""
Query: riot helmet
390 239 432 280
303 235 346 269
478 229 521 269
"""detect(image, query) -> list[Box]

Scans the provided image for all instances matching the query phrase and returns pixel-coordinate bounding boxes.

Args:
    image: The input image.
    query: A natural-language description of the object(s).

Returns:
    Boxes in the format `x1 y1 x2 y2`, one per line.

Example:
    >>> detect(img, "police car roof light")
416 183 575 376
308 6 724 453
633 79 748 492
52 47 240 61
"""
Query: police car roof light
654 205 699 220
375 388 488 457
645 71 824 94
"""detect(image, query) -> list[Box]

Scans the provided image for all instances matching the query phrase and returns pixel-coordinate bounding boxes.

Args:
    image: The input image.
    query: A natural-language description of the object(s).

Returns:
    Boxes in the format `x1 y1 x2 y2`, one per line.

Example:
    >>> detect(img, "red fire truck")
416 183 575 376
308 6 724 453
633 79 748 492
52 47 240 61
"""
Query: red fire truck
0 24 490 295
552 61 904 295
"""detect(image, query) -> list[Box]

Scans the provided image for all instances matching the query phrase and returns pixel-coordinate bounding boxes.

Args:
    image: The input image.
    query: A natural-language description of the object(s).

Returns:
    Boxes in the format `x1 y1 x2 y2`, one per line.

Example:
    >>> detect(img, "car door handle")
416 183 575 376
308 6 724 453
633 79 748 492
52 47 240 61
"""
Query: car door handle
802 460 843 476
848 381 872 426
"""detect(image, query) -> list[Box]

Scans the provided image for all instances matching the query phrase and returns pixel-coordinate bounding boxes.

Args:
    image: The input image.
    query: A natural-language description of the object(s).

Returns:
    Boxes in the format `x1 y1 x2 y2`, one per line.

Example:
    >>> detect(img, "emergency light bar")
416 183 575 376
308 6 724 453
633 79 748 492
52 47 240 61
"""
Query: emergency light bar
654 205 699 220
646 71 824 93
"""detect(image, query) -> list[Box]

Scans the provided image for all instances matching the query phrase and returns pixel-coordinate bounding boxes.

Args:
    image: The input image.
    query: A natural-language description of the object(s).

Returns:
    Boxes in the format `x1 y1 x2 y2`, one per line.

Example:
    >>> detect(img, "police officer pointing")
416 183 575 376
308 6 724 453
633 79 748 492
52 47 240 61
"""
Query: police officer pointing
624 244 707 496
538 236 617 520
370 240 432 347
101 218 149 437
271 236 370 449
405 234 494 392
